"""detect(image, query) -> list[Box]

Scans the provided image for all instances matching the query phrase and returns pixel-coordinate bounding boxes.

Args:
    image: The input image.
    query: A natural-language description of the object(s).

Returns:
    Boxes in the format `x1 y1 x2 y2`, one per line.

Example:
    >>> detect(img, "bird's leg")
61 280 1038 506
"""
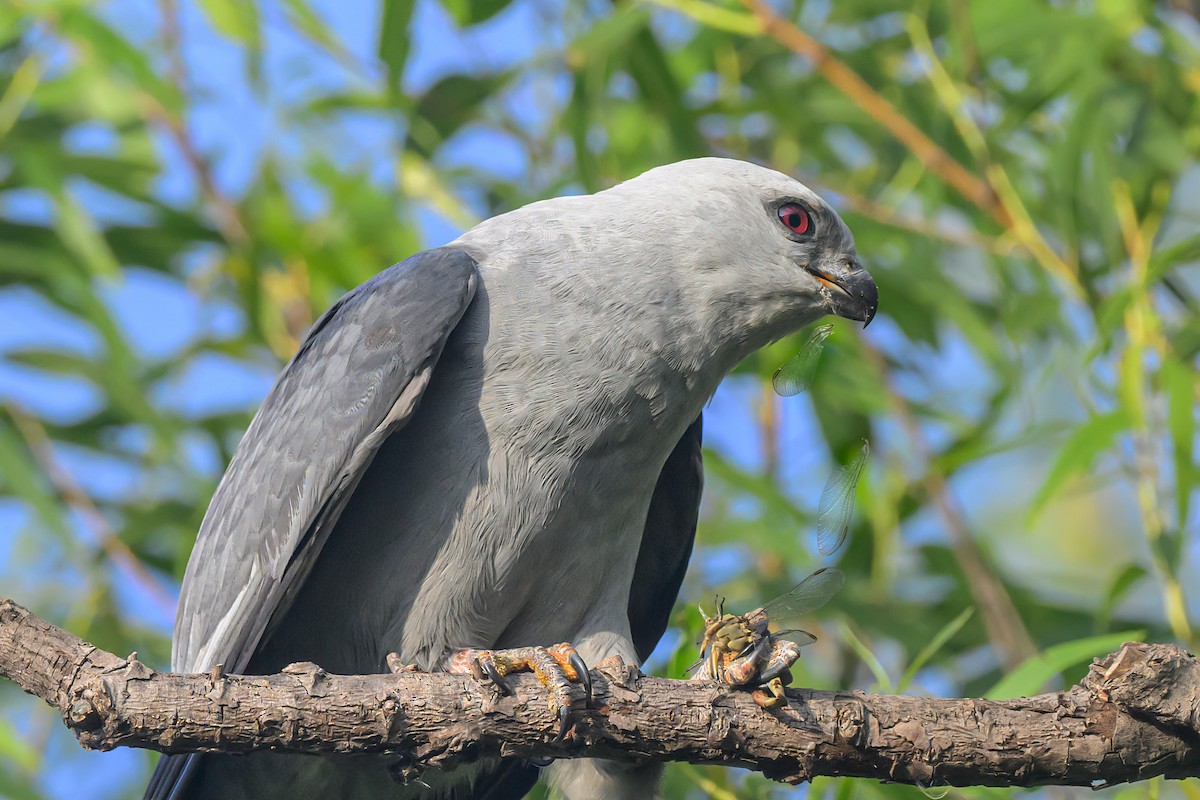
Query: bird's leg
448 643 591 739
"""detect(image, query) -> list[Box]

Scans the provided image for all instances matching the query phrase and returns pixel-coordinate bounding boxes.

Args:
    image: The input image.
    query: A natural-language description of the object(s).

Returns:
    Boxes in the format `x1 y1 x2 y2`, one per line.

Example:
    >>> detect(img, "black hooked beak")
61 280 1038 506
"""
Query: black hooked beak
806 260 878 327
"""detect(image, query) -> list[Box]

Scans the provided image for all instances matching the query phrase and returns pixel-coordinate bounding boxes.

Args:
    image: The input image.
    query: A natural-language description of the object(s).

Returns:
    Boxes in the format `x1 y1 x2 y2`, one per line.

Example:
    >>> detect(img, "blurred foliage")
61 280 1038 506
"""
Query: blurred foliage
0 0 1199 798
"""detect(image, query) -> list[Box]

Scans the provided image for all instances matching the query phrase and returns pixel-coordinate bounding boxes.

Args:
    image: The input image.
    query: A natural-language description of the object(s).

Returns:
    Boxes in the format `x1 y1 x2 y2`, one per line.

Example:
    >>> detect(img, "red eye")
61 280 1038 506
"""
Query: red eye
778 203 811 235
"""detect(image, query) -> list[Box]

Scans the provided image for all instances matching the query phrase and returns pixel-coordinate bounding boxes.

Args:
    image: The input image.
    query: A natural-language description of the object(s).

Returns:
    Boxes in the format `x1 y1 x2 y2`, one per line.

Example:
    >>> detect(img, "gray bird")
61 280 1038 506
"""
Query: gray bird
145 158 876 800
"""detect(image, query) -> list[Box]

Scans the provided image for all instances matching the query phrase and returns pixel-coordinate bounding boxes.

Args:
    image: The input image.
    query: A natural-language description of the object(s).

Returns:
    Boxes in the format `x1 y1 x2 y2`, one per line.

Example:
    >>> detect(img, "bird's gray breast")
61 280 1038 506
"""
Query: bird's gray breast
402 271 699 665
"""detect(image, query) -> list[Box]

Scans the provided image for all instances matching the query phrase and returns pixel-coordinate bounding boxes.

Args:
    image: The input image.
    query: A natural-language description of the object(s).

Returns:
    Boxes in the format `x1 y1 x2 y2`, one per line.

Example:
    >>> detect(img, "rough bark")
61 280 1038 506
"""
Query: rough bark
2 598 1198 787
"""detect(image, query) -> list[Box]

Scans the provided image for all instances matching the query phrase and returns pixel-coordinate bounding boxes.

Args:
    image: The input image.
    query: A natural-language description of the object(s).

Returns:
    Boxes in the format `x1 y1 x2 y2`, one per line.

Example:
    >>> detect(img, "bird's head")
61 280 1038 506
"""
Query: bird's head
605 158 878 354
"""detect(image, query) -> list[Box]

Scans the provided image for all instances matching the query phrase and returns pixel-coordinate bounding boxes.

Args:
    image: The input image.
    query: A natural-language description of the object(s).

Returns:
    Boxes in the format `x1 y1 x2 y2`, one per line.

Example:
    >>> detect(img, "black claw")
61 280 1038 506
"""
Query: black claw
528 755 554 768
553 703 571 742
568 651 591 699
482 660 513 696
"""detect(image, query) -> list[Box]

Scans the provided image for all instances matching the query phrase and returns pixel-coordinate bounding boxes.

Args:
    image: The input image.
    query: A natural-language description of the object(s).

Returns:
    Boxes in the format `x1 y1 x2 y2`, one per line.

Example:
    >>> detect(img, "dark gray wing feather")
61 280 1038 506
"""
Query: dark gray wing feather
146 247 478 800
470 761 540 800
628 414 703 662
173 246 477 674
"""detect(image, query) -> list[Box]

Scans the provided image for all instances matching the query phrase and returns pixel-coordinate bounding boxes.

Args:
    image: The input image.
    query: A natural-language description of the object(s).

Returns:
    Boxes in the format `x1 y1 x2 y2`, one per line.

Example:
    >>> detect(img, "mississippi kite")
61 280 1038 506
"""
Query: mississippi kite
145 158 877 800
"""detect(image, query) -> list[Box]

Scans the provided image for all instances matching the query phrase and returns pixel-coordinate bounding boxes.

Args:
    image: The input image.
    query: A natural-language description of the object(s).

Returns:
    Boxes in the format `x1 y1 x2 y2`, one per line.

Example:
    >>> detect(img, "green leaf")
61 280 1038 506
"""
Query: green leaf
440 0 513 26
6 348 97 375
985 631 1143 699
396 151 478 230
838 619 893 692
0 54 41 141
566 5 650 66
197 0 261 47
57 9 180 110
280 0 347 57
378 0 418 91
676 763 741 800
1149 233 1200 282
897 607 975 693
624 28 706 157
404 72 512 158
702 449 808 527
0 716 38 772
0 767 48 800
1028 410 1129 520
647 0 761 36
56 193 119 278
1097 565 1146 632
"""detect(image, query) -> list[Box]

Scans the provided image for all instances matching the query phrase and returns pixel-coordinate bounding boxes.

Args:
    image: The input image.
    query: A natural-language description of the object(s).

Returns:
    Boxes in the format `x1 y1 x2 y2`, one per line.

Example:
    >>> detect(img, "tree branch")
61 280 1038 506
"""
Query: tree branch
2 598 1198 787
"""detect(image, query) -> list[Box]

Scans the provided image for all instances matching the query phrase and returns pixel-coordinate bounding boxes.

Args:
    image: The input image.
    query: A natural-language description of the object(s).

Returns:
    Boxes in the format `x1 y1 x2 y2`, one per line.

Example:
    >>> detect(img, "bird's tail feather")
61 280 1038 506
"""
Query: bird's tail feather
144 753 199 800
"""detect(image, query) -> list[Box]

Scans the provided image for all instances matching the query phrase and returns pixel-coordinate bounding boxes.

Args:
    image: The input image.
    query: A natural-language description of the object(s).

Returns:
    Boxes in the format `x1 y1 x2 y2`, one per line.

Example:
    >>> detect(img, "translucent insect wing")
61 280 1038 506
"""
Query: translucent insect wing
771 629 818 647
816 440 869 556
760 567 845 624
772 324 834 397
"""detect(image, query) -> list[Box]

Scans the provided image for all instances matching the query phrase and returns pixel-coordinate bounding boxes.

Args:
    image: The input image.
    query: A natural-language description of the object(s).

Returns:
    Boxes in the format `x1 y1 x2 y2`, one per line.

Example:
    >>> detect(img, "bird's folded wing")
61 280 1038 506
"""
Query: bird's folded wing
628 414 703 663
147 247 478 800
171 246 479 675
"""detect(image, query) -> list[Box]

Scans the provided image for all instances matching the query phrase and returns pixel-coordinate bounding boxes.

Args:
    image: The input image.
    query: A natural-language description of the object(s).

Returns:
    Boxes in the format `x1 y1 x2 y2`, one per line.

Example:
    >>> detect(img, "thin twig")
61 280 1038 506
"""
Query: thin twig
825 182 1019 255
154 0 249 245
7 407 174 615
760 386 780 481
155 0 318 358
